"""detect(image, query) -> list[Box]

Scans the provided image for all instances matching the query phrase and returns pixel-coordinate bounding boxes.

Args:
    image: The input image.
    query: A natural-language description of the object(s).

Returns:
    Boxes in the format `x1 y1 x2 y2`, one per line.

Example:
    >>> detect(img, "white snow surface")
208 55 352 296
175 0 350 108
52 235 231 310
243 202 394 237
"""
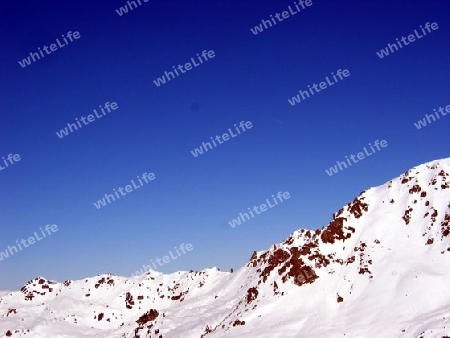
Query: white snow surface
1 158 450 338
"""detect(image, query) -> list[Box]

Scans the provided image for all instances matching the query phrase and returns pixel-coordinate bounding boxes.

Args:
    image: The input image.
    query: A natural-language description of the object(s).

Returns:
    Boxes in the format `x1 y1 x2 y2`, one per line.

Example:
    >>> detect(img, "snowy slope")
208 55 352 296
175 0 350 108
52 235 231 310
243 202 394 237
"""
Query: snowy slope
1 158 450 338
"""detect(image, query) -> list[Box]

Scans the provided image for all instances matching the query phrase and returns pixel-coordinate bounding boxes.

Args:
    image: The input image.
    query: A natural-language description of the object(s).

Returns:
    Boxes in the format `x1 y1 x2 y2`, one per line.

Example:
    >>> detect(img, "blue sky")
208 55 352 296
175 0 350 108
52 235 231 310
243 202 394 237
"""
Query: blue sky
0 0 449 290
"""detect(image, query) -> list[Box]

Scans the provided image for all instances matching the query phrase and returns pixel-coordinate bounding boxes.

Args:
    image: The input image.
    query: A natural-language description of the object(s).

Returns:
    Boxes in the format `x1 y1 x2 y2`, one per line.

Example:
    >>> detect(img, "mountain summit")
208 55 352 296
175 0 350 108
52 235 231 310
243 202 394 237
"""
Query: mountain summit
1 158 450 338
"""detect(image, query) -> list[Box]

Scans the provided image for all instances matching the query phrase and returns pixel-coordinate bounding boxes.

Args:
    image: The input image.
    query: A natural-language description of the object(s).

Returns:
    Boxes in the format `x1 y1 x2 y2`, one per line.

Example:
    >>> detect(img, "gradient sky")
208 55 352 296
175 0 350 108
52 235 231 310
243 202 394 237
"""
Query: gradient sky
0 0 449 290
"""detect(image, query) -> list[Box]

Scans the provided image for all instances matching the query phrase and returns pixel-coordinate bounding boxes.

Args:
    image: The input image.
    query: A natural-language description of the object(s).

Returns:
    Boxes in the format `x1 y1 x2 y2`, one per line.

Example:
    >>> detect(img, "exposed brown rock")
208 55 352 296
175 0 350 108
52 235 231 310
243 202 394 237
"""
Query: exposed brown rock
286 247 319 286
402 207 413 225
246 287 258 304
348 197 369 219
346 256 356 265
260 248 290 282
125 292 135 309
136 309 159 325
431 209 438 222
6 309 17 316
409 185 422 194
321 217 348 244
441 213 450 238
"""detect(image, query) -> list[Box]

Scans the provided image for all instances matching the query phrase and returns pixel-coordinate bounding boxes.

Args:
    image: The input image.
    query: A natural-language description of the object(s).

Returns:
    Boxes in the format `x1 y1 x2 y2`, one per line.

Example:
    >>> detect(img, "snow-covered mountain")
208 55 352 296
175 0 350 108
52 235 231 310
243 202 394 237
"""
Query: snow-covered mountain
1 158 450 338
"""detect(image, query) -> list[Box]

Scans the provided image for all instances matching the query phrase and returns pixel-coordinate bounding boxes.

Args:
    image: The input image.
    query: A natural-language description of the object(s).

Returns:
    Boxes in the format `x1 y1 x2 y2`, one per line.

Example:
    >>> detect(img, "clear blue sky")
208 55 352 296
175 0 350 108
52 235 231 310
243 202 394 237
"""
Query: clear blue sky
0 0 449 290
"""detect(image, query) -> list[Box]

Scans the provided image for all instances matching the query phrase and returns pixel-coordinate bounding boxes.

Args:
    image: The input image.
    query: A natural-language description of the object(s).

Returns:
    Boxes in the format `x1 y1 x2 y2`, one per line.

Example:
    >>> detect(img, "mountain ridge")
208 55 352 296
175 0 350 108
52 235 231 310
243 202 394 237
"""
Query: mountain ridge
1 157 450 338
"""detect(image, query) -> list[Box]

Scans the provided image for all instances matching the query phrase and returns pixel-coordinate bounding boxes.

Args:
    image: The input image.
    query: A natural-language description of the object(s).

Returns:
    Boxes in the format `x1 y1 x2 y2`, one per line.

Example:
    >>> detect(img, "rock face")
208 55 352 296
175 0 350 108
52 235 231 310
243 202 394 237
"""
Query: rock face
1 158 450 338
